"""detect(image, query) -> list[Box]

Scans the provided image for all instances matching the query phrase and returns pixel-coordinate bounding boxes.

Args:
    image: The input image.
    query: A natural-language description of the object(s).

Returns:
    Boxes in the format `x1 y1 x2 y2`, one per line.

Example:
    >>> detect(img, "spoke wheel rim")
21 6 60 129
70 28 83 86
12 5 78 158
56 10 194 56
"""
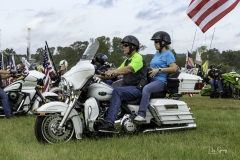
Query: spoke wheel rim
41 115 74 143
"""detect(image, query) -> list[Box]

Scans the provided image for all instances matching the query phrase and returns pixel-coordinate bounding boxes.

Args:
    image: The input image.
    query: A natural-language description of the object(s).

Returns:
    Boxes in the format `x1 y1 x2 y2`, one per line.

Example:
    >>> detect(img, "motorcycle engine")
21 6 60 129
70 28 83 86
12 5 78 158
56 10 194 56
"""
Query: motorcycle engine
121 114 137 133
8 92 24 109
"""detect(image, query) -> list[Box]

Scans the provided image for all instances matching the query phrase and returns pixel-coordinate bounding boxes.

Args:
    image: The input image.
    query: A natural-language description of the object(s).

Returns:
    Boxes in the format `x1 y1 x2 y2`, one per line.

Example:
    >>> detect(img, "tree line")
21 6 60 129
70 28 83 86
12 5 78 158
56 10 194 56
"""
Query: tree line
1 36 239 72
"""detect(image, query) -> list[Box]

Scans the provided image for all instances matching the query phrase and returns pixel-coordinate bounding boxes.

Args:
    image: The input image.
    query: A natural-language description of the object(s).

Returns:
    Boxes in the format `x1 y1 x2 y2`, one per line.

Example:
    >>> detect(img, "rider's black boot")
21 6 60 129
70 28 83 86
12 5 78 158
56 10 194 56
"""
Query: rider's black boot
98 122 115 131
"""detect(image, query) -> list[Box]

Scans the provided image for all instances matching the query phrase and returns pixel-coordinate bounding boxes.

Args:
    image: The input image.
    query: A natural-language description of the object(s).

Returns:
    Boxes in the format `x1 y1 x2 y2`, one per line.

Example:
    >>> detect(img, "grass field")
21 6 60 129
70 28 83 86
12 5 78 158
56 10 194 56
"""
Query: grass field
0 94 239 160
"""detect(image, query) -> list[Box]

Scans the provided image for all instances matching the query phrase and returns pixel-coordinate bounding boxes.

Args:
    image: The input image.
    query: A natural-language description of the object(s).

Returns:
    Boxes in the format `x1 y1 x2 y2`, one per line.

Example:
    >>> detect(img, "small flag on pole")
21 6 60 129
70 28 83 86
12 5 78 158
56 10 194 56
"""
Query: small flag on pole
42 46 54 92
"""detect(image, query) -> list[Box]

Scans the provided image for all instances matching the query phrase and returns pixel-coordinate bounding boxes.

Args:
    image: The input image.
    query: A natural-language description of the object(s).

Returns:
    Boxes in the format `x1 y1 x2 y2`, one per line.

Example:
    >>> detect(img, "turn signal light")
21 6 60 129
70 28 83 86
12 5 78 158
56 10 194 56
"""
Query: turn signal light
194 83 204 90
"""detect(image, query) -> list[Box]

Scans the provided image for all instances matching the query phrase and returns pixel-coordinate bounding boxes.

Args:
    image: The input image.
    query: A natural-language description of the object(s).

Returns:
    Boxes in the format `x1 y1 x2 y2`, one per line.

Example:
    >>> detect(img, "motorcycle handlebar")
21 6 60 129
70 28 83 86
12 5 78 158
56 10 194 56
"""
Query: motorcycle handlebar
96 70 105 76
96 70 115 77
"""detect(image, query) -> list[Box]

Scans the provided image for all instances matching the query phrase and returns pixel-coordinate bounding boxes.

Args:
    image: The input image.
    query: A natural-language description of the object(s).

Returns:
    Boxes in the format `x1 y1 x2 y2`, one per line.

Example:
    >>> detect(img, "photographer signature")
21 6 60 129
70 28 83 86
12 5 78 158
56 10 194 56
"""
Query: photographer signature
205 146 227 154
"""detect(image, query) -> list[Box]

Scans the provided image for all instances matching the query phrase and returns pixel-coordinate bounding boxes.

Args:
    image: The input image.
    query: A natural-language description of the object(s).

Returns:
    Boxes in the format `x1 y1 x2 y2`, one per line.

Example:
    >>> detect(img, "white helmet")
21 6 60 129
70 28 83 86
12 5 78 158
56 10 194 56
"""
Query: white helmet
59 60 68 69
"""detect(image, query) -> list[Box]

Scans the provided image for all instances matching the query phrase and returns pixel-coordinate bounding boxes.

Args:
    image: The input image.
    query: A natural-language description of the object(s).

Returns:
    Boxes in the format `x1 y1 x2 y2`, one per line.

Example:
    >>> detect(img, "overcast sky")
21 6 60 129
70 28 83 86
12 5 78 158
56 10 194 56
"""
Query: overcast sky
1 0 240 56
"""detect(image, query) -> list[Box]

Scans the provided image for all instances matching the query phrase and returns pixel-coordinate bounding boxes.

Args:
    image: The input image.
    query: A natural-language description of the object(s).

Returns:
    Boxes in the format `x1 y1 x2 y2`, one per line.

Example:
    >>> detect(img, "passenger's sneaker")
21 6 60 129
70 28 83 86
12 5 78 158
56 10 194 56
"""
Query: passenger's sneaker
134 115 146 123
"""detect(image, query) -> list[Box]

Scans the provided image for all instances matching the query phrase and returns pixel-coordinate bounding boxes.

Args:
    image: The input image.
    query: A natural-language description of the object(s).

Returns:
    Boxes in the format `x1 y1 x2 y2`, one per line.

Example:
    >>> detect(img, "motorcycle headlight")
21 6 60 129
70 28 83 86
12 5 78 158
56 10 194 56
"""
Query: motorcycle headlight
67 82 74 95
59 77 68 94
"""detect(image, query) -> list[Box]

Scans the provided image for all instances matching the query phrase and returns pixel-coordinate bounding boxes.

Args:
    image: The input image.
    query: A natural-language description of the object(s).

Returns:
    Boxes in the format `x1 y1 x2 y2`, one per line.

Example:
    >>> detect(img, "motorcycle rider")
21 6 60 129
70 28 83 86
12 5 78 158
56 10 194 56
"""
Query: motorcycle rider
49 60 68 88
0 70 16 118
98 35 148 131
134 31 177 122
92 53 109 71
216 64 223 81
93 53 117 85
58 60 68 76
208 64 224 96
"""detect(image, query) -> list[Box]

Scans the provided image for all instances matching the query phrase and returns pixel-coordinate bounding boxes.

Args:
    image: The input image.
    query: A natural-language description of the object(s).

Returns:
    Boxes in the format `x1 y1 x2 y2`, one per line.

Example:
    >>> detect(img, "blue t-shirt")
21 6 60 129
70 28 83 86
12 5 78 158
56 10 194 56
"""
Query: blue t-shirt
150 50 176 83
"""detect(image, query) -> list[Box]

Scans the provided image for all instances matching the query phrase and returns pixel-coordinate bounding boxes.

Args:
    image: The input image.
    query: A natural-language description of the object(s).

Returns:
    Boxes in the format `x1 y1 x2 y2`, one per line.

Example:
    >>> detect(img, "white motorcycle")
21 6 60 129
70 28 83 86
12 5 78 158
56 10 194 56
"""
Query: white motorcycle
34 39 204 143
0 70 59 117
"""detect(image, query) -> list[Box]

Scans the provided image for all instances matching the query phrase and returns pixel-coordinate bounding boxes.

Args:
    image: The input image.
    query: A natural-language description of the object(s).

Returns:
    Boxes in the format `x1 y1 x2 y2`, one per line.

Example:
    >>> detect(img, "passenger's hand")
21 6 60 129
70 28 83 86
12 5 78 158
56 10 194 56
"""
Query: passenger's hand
149 68 159 78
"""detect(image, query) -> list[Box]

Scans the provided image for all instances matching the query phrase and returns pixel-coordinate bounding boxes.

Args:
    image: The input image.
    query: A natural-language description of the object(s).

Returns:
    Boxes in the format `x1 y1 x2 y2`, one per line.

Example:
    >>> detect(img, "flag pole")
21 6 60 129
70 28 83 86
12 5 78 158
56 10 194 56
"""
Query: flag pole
1 52 4 70
207 28 215 68
172 30 173 49
191 29 197 53
209 28 215 50
45 41 58 76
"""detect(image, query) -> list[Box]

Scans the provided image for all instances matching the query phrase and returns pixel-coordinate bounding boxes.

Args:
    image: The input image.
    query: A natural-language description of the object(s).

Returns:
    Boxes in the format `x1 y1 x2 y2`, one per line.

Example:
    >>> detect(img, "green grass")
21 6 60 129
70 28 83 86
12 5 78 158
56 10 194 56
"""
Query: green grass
0 95 239 160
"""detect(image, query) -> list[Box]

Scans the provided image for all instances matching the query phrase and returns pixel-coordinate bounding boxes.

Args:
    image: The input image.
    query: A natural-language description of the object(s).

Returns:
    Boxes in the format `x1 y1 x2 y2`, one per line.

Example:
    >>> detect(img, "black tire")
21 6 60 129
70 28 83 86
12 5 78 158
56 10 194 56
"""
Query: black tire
34 115 75 144
232 87 239 100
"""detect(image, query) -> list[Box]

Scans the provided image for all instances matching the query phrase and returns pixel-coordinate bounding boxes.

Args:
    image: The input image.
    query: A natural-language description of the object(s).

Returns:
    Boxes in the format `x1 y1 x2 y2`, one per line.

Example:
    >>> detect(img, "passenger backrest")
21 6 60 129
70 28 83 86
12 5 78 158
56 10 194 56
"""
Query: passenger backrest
164 71 180 94
150 71 180 98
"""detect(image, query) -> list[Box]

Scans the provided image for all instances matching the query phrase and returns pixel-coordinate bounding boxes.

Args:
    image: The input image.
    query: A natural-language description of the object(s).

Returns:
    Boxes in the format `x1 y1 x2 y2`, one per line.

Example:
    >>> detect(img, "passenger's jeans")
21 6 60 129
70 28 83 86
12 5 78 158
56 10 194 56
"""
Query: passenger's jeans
106 86 142 124
138 80 166 118
209 79 223 92
0 88 12 117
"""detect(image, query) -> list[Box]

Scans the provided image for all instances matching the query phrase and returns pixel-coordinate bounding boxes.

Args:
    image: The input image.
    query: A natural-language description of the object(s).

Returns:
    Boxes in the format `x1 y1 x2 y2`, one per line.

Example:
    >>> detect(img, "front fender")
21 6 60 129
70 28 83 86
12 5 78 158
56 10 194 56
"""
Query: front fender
42 91 59 97
49 87 61 93
32 92 59 110
35 101 68 114
35 101 83 139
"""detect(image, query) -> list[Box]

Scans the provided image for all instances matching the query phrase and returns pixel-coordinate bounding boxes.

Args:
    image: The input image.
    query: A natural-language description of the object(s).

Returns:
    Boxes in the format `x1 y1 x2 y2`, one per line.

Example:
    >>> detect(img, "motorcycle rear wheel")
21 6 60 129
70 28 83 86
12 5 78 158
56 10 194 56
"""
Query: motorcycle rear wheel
35 115 75 143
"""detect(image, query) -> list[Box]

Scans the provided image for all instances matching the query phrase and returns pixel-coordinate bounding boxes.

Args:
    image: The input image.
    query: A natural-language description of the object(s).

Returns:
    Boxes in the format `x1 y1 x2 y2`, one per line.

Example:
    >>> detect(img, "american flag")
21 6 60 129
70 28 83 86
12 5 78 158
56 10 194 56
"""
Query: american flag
186 51 195 97
0 54 3 70
6 55 14 85
0 54 6 87
186 51 195 68
187 0 239 33
21 57 30 75
42 46 54 92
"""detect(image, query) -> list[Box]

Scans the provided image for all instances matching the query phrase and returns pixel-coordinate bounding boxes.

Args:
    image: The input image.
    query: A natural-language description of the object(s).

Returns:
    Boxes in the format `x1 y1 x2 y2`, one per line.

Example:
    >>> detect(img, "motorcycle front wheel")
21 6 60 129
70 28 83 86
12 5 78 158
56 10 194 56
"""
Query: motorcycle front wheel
34 115 75 143
232 87 240 100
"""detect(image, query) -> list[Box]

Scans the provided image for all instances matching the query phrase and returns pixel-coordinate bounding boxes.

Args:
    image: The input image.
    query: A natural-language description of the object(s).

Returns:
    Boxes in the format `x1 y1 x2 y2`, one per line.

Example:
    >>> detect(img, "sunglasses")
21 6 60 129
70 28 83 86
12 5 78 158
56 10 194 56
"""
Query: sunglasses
154 41 160 44
122 44 129 47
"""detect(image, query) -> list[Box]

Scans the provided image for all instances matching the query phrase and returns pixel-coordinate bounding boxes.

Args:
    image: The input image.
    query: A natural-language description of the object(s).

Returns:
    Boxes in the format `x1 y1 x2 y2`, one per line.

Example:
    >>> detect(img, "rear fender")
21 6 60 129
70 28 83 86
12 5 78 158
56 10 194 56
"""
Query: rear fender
32 92 59 110
35 102 83 138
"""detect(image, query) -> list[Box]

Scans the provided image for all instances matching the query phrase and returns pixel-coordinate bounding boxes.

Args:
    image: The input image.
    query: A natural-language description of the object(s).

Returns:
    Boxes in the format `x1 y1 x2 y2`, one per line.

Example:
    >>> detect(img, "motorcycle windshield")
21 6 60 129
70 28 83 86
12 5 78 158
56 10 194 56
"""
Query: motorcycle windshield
78 38 99 63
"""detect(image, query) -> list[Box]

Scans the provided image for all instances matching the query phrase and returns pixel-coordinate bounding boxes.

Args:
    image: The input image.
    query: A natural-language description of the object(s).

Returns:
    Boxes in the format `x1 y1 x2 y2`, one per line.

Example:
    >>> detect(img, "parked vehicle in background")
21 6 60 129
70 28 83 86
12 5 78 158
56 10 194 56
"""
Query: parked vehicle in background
200 68 240 99
0 70 59 117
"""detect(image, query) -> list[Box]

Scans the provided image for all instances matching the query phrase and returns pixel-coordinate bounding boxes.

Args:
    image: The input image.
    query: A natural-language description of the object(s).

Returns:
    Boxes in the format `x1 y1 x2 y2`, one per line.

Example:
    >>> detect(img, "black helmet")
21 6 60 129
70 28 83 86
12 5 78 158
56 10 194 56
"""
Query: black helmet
151 31 171 44
210 64 215 69
95 53 108 65
151 31 171 52
121 35 139 50
217 64 222 69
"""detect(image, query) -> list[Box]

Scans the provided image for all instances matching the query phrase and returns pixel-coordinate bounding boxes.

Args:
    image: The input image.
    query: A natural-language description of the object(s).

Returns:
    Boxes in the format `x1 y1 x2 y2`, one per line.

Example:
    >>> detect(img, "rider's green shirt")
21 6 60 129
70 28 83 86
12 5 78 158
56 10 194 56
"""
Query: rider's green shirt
118 52 143 73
